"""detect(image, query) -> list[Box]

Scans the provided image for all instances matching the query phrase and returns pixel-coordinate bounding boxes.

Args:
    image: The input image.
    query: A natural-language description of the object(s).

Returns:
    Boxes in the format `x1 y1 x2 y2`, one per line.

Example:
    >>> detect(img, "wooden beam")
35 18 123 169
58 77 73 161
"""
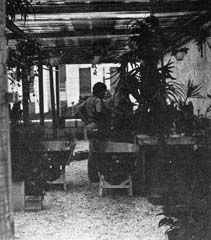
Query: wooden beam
30 1 209 14
7 28 131 40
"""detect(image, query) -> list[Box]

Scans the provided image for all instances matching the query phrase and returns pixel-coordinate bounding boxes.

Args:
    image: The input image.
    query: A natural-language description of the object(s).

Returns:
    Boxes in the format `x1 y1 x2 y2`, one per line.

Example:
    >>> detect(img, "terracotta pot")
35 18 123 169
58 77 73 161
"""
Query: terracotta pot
206 37 211 49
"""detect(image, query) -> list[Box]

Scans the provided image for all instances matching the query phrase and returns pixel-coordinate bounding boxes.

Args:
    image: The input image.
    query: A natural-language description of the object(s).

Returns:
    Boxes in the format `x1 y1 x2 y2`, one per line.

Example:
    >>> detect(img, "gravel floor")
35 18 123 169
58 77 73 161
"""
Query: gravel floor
14 141 167 240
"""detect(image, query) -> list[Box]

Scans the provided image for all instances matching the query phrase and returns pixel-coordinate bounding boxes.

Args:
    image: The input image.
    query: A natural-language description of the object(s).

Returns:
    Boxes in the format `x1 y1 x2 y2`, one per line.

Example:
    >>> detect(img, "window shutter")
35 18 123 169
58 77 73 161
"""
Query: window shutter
79 68 91 97
59 65 66 92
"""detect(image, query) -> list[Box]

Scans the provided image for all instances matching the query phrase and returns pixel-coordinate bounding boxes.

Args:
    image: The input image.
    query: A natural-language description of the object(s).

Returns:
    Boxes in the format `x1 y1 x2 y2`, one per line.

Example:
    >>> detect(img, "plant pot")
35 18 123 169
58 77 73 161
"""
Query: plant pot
175 51 186 61
93 55 100 64
25 177 44 196
206 37 211 49
12 181 25 211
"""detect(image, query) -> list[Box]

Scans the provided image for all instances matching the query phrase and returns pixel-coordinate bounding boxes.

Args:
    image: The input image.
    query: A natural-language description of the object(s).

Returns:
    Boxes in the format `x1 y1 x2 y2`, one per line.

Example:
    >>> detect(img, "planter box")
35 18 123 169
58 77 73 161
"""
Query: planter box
25 196 43 211
12 181 25 212
74 150 89 160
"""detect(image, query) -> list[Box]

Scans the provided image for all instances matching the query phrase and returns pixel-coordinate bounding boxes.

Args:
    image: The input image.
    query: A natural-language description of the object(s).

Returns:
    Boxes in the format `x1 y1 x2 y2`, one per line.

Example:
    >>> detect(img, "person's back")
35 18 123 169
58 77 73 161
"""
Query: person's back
78 83 111 140
77 82 111 182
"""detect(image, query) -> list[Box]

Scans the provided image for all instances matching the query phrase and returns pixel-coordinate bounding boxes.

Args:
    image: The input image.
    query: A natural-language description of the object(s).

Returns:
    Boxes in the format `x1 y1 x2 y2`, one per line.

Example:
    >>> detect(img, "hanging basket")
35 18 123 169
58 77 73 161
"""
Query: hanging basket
206 37 211 49
93 55 101 64
175 51 186 61
172 47 189 61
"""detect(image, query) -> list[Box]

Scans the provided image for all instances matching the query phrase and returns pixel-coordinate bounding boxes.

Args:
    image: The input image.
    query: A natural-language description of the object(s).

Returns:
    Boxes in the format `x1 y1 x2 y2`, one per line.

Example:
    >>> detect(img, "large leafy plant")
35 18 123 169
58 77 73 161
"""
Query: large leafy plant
113 16 184 136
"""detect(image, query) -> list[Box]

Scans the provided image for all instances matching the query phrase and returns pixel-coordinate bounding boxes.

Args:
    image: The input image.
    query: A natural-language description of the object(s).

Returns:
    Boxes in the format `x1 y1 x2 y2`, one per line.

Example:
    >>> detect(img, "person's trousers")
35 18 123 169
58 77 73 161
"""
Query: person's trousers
88 138 108 182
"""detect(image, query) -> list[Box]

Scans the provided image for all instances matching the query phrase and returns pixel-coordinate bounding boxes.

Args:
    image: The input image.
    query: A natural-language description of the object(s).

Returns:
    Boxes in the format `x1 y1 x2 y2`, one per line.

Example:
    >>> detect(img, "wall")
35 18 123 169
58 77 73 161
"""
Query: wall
0 1 14 239
166 40 211 117
66 63 118 107
31 63 118 114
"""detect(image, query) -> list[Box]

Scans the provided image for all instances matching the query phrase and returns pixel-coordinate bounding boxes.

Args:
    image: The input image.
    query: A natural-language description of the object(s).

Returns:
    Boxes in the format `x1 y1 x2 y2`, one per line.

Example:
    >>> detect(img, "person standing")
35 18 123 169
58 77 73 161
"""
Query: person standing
77 82 111 182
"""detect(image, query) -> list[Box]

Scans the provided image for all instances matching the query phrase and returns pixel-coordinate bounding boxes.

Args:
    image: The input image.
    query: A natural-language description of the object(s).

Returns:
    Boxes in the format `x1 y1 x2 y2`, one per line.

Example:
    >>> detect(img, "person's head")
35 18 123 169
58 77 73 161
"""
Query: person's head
93 82 107 99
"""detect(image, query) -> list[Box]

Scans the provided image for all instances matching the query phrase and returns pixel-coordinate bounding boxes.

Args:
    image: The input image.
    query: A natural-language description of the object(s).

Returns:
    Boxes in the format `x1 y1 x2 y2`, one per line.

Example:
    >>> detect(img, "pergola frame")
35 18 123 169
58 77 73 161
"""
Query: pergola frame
6 0 211 64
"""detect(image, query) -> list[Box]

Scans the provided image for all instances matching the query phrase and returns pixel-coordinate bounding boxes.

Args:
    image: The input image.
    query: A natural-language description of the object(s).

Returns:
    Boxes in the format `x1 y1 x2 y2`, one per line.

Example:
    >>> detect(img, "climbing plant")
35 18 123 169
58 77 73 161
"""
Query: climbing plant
7 37 47 124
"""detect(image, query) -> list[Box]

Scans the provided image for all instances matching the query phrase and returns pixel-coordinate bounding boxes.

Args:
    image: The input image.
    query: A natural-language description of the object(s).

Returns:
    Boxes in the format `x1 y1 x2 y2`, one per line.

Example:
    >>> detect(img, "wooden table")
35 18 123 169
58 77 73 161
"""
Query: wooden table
135 134 197 186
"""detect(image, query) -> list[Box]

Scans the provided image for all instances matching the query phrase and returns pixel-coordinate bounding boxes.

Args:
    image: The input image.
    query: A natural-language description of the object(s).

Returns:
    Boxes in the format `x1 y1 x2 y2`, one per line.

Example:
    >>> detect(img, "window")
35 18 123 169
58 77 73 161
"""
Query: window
59 65 66 92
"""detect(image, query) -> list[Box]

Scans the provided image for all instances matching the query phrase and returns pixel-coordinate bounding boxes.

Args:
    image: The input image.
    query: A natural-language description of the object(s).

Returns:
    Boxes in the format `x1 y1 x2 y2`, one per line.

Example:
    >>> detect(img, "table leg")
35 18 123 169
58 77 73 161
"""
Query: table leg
142 149 146 186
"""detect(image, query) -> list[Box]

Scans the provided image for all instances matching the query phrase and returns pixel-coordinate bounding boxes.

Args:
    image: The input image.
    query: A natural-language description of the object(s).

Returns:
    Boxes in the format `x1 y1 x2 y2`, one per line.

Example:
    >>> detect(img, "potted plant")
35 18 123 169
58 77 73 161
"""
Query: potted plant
10 120 46 197
110 16 193 195
175 79 204 135
112 16 184 137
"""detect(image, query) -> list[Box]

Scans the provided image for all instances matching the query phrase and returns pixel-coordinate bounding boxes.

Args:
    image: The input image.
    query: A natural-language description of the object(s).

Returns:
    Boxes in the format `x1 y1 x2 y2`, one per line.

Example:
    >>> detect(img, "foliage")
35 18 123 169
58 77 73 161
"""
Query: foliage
174 79 204 135
112 16 185 136
184 79 204 103
193 26 210 54
10 123 44 184
6 0 34 22
7 37 45 72
109 86 135 142
7 37 48 123
158 147 211 240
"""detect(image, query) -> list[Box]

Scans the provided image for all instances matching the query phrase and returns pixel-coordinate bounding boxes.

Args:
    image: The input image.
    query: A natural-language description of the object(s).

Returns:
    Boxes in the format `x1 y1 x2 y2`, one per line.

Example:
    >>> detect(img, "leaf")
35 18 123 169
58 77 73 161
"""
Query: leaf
186 79 204 100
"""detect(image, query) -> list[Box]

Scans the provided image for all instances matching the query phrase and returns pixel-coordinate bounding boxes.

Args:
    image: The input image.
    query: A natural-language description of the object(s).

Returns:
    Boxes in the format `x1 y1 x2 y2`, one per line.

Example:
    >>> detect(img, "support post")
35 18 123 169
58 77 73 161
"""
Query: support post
0 1 14 238
22 69 29 125
49 65 57 139
38 60 44 127
55 66 60 126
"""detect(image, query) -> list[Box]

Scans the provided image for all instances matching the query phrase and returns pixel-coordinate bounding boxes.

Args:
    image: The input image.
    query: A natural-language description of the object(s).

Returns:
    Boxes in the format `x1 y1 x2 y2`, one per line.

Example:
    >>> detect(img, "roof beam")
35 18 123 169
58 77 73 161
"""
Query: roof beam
30 1 210 14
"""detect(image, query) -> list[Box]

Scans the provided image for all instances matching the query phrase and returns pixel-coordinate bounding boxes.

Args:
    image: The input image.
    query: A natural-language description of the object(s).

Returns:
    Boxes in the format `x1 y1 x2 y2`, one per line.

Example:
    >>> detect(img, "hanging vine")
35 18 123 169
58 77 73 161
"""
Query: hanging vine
6 0 34 22
7 37 48 124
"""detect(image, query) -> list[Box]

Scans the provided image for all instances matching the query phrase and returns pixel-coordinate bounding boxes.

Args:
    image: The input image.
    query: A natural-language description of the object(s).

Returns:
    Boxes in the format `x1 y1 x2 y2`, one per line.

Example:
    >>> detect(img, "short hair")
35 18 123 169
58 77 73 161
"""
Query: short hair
93 82 107 96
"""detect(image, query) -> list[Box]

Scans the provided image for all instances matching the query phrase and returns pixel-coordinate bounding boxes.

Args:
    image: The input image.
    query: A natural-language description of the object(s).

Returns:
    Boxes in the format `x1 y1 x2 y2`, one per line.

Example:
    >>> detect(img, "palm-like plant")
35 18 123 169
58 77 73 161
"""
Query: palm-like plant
184 79 204 104
112 16 185 136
